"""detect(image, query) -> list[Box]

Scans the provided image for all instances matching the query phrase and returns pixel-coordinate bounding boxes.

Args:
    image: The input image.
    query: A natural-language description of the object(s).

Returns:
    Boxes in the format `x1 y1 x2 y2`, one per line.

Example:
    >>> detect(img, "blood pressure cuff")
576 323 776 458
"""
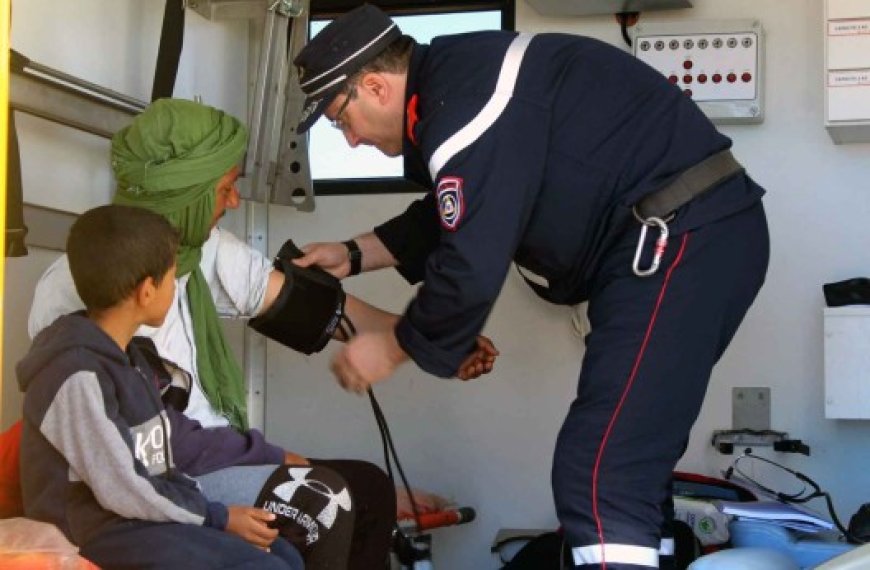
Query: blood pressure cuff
248 240 346 355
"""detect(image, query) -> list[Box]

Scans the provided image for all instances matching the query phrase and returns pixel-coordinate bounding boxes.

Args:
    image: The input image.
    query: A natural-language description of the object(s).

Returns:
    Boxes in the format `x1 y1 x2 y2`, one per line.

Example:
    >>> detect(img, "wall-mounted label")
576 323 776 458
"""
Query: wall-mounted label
828 19 870 36
828 69 870 87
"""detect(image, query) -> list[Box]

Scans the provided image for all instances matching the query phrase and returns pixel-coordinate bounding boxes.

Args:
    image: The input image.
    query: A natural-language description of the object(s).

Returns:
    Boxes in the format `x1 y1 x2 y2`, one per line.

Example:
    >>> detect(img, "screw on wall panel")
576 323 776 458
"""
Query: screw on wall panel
271 0 304 17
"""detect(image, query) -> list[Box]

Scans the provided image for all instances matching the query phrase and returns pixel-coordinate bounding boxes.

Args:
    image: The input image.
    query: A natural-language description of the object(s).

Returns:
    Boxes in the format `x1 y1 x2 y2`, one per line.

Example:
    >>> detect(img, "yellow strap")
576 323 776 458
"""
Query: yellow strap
0 0 11 407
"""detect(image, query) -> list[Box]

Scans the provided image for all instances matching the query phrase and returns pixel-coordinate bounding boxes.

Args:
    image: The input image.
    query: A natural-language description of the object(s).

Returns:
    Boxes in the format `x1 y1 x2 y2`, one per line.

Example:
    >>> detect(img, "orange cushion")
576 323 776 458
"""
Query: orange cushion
0 551 100 570
0 421 24 519
0 518 100 569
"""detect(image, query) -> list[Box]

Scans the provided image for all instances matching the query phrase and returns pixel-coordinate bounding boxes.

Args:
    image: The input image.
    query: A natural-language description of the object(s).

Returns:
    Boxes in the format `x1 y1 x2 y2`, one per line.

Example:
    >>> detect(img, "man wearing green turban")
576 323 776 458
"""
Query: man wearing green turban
111 97 254 430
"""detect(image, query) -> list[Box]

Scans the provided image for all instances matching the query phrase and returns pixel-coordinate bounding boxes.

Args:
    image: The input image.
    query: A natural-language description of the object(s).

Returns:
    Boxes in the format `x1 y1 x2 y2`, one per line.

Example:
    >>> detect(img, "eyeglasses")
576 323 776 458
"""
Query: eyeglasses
330 86 357 131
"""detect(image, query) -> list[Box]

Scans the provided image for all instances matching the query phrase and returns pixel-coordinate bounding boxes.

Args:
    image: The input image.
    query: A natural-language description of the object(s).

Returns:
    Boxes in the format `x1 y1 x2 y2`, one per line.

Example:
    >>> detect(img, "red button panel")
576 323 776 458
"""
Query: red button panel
635 29 760 107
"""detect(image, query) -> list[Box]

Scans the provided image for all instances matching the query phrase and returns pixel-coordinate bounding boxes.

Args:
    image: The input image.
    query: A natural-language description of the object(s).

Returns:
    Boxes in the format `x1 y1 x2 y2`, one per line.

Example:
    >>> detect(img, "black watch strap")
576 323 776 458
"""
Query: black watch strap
343 239 362 276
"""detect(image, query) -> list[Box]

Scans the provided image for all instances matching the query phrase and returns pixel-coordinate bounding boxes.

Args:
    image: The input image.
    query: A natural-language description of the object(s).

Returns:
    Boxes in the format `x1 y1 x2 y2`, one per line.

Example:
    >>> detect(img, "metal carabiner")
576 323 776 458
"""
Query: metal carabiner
632 215 670 277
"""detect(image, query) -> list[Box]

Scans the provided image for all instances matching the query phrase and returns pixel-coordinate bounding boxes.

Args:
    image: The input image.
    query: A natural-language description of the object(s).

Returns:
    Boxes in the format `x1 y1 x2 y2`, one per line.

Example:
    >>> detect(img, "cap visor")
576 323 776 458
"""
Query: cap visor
296 96 327 134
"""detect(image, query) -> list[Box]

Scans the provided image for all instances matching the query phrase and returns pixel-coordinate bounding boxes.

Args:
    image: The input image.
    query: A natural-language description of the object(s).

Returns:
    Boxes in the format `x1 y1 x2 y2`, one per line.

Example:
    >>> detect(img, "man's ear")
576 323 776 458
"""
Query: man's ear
360 72 390 103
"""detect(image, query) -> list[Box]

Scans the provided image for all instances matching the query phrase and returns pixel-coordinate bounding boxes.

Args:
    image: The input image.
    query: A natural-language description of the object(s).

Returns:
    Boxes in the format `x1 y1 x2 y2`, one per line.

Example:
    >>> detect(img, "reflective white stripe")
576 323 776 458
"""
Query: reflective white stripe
658 538 675 556
428 33 534 180
572 544 659 567
300 23 398 92
307 73 347 98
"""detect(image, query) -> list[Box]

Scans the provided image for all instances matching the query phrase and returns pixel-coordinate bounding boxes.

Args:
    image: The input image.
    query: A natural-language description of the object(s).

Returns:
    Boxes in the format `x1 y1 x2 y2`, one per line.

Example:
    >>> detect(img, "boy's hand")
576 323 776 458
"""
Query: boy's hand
226 506 279 549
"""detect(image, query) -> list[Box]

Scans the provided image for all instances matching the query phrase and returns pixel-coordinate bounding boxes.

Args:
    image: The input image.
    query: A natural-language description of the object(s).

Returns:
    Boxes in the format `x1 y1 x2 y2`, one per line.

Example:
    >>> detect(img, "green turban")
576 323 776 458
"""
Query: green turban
112 98 250 430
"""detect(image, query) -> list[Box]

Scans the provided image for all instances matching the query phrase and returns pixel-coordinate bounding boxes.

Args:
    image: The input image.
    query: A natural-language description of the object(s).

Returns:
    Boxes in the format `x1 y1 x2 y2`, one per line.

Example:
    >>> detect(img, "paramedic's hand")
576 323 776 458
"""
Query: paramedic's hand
456 335 499 381
332 330 408 393
284 451 310 465
293 241 352 279
226 506 279 549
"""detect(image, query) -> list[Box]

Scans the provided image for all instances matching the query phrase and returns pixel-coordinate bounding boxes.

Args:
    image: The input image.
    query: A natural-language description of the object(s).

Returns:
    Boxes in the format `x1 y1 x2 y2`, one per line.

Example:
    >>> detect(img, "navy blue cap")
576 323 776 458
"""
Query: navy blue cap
294 4 401 133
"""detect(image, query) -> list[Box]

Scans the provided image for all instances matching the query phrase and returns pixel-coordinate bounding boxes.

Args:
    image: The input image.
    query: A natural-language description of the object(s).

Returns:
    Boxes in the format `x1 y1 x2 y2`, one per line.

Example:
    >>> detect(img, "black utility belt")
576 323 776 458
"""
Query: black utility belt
634 149 745 221
630 149 744 277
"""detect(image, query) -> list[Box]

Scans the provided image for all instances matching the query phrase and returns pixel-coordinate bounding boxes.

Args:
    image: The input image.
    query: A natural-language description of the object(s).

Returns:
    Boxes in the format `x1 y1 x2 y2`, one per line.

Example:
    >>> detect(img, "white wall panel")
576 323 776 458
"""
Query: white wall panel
4 2 870 569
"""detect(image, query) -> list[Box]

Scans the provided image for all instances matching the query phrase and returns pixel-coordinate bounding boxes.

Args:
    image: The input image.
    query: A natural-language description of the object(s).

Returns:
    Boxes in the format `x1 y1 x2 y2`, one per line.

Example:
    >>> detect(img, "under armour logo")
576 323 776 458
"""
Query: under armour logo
273 467 352 529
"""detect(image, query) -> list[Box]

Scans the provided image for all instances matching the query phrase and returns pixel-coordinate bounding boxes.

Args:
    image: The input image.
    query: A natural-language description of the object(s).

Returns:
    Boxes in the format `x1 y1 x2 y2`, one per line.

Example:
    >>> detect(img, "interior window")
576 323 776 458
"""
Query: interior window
308 8 507 193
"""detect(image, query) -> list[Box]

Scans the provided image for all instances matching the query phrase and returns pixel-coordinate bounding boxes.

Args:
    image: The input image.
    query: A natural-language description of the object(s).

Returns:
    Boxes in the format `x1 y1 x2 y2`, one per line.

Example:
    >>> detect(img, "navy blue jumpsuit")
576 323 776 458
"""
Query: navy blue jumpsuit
373 31 769 569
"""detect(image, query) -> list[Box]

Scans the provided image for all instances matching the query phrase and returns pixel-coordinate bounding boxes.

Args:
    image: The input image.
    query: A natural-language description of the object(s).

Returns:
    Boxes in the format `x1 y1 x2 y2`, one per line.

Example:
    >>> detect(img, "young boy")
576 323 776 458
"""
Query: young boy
18 205 304 570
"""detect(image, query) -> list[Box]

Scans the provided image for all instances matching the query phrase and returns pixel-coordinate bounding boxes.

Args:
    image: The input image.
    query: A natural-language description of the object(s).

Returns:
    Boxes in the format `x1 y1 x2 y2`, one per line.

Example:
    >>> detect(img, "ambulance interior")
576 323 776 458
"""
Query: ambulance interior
2 1 870 568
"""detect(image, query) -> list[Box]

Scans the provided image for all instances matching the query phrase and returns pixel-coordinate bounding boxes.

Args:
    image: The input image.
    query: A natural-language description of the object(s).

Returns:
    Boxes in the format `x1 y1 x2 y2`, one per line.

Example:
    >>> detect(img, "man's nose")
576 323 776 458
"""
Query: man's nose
343 130 361 148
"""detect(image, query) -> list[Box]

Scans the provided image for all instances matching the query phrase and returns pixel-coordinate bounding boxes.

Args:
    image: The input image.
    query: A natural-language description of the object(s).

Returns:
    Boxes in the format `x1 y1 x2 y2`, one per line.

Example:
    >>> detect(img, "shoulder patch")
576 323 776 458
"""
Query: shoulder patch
436 176 464 232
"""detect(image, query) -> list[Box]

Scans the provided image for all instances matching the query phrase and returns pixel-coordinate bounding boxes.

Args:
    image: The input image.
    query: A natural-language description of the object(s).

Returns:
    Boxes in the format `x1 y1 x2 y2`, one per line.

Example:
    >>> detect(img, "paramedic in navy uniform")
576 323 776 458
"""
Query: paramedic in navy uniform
292 5 769 569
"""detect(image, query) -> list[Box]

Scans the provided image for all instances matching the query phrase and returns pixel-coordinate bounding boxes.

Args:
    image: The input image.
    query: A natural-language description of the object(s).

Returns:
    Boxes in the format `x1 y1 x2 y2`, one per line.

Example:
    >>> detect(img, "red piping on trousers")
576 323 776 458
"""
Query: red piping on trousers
590 232 691 569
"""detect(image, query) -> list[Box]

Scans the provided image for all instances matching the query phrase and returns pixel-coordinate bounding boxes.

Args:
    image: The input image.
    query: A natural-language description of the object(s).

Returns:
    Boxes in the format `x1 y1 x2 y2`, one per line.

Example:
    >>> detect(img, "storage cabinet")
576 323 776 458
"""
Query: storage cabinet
825 0 870 143
824 307 870 419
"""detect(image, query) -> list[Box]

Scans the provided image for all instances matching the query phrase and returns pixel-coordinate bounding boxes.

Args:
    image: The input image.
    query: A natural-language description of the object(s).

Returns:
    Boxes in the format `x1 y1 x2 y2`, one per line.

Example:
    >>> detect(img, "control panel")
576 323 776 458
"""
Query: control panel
633 20 764 124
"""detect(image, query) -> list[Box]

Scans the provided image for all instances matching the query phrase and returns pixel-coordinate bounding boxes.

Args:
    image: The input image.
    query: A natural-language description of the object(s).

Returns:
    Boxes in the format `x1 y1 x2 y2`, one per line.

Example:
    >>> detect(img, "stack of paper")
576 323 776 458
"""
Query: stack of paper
715 500 836 533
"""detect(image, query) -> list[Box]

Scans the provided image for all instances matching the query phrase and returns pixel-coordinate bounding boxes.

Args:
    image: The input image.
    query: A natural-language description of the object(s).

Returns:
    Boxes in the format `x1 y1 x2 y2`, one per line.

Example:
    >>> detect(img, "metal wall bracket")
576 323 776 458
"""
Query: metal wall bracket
187 0 303 20
190 0 314 211
186 0 314 430
712 430 811 456
187 0 272 20
9 51 148 252
271 7 314 212
10 51 146 139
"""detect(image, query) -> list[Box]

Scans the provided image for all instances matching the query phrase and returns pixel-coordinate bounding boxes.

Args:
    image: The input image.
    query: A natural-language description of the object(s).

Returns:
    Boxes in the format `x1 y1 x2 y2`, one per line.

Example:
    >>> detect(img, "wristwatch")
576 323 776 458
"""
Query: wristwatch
343 239 362 276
